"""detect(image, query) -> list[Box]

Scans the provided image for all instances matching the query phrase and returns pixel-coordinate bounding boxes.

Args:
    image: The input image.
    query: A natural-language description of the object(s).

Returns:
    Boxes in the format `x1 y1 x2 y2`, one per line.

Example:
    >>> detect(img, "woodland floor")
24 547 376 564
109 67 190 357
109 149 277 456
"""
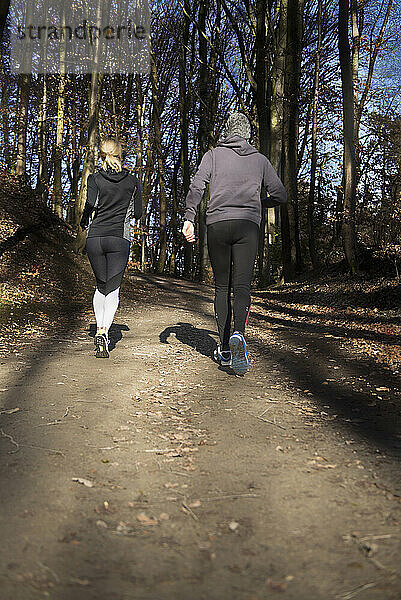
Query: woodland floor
1 252 401 599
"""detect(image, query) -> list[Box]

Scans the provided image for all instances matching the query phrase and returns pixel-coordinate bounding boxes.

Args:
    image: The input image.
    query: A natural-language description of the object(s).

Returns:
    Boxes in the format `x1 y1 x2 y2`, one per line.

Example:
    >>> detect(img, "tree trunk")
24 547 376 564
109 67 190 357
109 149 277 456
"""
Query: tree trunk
67 91 85 226
15 74 30 182
0 0 10 41
169 158 181 275
75 72 103 227
281 0 304 281
268 0 287 281
269 0 287 172
255 0 270 286
135 74 147 273
307 0 322 271
53 74 66 218
197 0 210 283
124 73 134 131
338 0 358 273
111 74 121 138
150 43 168 274
179 0 193 278
0 56 11 170
353 0 393 188
36 74 48 200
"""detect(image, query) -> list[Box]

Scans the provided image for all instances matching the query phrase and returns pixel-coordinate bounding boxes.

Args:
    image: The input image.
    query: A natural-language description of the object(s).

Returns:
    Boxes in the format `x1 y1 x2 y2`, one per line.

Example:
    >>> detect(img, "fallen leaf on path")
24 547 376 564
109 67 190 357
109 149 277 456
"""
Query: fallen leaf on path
188 500 201 508
229 521 239 531
136 512 158 525
0 407 20 414
307 460 337 469
70 578 90 586
266 578 287 592
72 477 94 488
96 520 108 528
116 522 132 534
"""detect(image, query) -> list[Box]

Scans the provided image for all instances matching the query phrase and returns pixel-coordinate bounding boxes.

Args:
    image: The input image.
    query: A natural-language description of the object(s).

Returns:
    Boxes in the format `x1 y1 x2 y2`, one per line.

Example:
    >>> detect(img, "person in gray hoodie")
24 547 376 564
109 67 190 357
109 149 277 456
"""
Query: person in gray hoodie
182 112 287 375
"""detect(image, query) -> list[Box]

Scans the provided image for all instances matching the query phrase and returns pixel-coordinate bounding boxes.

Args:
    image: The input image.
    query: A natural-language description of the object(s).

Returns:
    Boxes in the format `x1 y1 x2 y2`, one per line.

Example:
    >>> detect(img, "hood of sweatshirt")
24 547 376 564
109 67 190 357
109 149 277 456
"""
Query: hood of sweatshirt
217 134 259 156
99 168 130 183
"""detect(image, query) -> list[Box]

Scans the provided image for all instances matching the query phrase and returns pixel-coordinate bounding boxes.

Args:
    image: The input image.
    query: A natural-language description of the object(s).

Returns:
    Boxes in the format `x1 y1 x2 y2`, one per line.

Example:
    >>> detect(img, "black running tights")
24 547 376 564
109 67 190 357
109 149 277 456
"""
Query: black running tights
207 219 259 350
85 236 130 295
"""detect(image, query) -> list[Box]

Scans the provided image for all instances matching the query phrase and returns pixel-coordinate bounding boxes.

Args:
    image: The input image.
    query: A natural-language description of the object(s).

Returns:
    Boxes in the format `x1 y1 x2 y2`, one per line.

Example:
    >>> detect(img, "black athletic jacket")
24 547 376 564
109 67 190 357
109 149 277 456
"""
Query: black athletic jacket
80 168 142 241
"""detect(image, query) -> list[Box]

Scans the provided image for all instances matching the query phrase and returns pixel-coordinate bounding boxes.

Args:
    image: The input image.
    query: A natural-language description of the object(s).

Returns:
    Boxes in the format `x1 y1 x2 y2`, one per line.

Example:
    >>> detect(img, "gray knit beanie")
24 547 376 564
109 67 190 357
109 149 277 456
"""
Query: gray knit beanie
224 112 251 139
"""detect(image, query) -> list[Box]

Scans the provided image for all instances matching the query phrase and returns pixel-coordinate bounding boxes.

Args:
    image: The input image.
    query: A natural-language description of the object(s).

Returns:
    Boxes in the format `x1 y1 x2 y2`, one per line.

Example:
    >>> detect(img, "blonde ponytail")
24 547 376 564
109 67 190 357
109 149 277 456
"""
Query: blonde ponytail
99 138 123 172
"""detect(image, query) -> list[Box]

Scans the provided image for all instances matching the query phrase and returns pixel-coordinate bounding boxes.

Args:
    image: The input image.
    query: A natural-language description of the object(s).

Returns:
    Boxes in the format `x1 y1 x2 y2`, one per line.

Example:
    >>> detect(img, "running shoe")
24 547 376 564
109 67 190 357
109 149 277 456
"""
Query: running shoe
95 333 109 358
213 345 232 367
229 331 249 375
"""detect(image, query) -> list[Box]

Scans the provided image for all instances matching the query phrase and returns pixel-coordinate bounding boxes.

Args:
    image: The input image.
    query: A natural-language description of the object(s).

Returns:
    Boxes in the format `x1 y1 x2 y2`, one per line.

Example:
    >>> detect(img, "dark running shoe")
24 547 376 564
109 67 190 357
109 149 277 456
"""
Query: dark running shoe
213 345 232 367
95 333 109 358
229 332 249 375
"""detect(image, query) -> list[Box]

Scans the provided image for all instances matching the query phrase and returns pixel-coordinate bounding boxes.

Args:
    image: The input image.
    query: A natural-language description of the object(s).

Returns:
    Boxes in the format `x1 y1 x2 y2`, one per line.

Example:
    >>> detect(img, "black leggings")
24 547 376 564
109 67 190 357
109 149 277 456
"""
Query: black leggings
207 219 259 350
85 236 130 295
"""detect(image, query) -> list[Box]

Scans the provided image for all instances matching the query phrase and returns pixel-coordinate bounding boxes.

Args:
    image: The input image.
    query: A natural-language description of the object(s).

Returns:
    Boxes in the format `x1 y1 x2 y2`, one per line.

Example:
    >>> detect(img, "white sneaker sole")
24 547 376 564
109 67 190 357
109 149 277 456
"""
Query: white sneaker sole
229 334 249 375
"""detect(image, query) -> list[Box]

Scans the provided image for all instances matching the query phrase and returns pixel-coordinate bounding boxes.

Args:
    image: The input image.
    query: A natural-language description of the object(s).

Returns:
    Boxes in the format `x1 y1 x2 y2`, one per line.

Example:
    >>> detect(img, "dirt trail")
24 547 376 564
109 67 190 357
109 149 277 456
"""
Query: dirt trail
0 273 401 600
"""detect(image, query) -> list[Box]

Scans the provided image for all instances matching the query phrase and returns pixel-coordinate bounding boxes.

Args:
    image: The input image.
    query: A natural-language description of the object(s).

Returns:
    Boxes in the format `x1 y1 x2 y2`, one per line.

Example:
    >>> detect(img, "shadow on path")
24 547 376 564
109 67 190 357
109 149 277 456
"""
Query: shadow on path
159 322 217 360
251 325 401 467
88 323 130 352
253 281 401 311
250 306 401 347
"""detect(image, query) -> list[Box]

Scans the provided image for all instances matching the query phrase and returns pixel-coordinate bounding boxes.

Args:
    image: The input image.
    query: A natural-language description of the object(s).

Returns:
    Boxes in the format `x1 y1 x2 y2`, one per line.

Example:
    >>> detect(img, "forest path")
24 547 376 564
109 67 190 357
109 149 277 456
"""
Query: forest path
0 273 401 600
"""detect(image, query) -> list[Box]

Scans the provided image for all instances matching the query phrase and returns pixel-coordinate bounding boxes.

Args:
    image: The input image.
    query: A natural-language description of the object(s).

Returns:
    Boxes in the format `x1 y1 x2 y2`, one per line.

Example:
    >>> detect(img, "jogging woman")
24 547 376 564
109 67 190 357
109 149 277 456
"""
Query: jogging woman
182 113 287 375
80 138 142 358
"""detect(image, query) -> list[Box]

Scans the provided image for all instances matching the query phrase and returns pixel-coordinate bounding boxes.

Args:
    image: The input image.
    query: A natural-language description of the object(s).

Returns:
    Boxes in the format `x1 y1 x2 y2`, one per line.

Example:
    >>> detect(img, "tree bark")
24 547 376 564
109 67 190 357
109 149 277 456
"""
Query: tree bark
281 0 304 281
179 0 193 278
255 0 270 286
150 43 168 274
0 0 10 41
197 0 210 283
135 73 147 273
268 0 287 281
15 74 30 182
36 75 48 200
307 0 322 271
75 72 103 227
338 0 358 273
53 74 66 218
67 89 85 226
0 55 11 170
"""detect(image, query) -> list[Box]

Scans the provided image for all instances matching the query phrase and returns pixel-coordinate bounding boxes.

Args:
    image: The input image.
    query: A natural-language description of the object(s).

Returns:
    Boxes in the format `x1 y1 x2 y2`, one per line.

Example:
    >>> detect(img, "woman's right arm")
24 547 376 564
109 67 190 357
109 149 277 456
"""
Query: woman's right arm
183 150 212 224
182 150 212 243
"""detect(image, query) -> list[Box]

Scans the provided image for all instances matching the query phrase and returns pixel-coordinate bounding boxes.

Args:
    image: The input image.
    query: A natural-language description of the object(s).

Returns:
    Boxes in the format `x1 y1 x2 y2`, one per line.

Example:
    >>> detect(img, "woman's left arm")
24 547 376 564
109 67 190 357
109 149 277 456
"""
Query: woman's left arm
80 174 98 229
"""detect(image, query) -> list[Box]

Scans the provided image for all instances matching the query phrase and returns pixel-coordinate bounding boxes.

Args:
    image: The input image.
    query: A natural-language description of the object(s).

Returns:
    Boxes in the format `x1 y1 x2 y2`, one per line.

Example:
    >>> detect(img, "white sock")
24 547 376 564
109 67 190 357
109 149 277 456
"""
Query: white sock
102 287 120 332
93 289 106 331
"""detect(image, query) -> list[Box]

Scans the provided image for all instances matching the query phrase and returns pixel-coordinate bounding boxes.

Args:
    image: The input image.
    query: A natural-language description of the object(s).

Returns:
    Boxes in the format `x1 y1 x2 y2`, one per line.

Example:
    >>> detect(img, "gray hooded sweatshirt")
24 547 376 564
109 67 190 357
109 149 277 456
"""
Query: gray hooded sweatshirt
184 134 287 226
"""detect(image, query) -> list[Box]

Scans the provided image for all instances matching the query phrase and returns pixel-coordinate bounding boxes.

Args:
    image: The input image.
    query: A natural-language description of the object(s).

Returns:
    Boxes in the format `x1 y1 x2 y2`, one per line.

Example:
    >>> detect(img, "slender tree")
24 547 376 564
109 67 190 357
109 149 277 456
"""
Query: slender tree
281 0 304 280
150 41 168 274
307 0 323 270
179 0 193 278
338 0 358 272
